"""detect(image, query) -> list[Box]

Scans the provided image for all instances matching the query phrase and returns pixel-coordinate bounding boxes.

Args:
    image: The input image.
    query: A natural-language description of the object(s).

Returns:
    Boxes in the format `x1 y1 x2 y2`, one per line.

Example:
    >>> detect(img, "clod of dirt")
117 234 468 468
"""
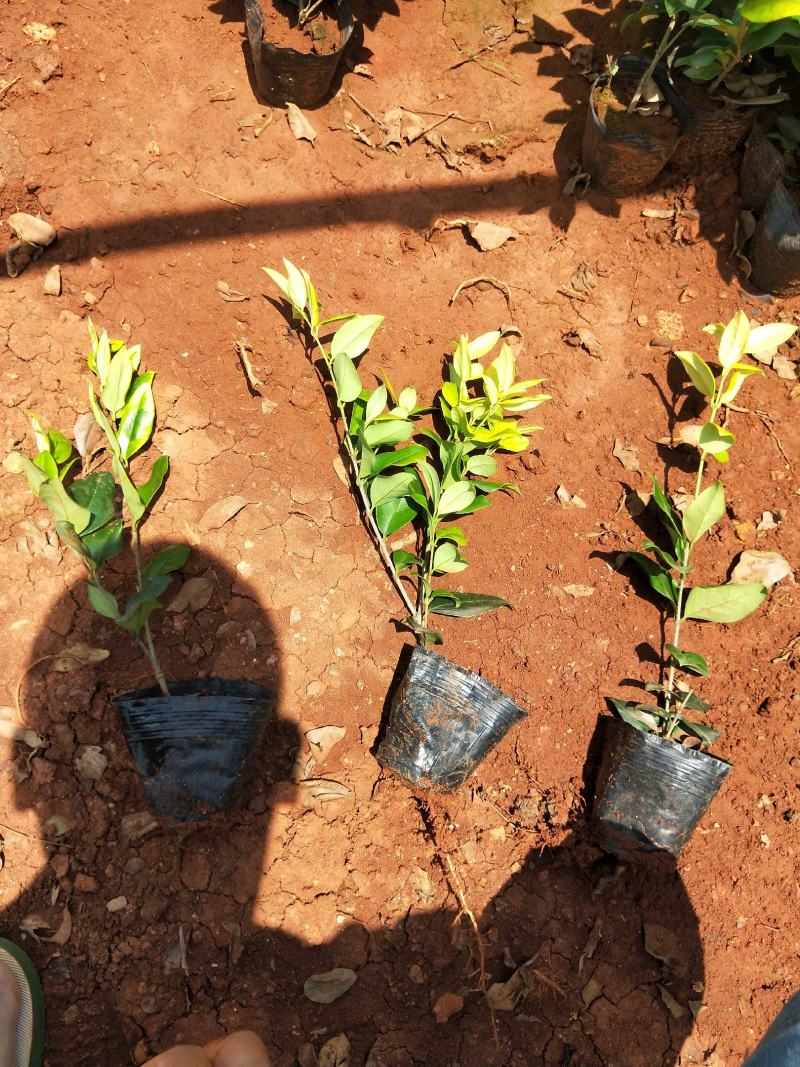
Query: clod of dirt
643 923 687 976
106 896 128 912
409 865 436 905
298 1044 317 1067
650 310 684 347
50 854 69 879
20 914 50 941
198 495 248 532
555 485 587 509
612 438 641 475
432 992 463 1023
51 643 109 672
562 584 595 598
75 746 108 782
167 576 215 613
468 221 518 252
7 212 55 246
756 510 781 533
74 874 99 893
23 23 56 43
730 550 792 588
303 968 358 1004
287 103 317 144
43 264 61 295
563 327 602 359
318 1034 351 1067
180 850 211 892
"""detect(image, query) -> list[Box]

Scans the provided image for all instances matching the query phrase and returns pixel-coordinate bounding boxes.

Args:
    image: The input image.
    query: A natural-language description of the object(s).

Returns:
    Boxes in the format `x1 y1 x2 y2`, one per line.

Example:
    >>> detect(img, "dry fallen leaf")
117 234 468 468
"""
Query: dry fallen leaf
642 208 674 219
121 811 159 842
486 956 561 1010
659 985 687 1019
297 1044 317 1067
581 976 603 1006
304 968 357 1004
75 746 108 782
562 584 595 598
306 725 346 761
297 778 352 806
643 923 686 975
468 221 518 252
237 111 272 138
731 550 793 588
772 354 797 380
332 454 349 486
318 1034 351 1067
47 904 72 945
73 412 105 460
167 575 215 613
217 280 249 302
612 438 642 475
287 103 317 144
51 643 109 673
20 914 50 941
43 815 70 838
198 495 248 532
578 919 602 973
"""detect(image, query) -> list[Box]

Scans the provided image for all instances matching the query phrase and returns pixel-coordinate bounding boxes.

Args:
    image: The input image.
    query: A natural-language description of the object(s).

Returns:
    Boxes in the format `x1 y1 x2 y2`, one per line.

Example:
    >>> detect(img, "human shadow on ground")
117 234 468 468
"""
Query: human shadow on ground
2 553 704 1066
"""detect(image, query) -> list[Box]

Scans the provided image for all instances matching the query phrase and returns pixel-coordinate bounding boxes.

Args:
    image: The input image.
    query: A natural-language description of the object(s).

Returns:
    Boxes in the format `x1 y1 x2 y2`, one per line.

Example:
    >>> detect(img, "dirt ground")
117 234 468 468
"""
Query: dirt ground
1 0 799 1065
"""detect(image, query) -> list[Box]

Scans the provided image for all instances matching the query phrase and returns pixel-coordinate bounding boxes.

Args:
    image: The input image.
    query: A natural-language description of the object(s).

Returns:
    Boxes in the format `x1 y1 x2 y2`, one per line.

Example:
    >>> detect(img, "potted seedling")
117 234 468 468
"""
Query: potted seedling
266 260 549 791
13 324 273 822
595 310 797 856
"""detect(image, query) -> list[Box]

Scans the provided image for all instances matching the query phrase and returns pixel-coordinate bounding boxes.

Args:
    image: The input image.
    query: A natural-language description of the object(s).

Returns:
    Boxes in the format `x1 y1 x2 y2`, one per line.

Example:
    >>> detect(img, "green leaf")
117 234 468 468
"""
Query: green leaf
138 455 169 509
101 345 134 416
744 321 797 353
70 472 117 534
465 453 499 477
607 698 662 734
467 331 502 360
675 350 716 397
362 418 412 447
263 266 290 302
283 259 308 311
87 583 120 620
432 541 467 574
458 495 493 517
439 481 477 516
369 444 428 476
15 453 48 496
33 451 58 479
46 429 73 465
88 385 121 458
83 519 124 568
416 460 441 511
375 497 417 536
404 617 444 646
718 310 750 370
625 551 678 606
698 422 735 461
741 0 800 20
429 591 511 617
54 520 90 561
436 525 467 546
117 575 171 633
678 719 720 746
39 479 92 534
666 644 709 677
332 351 363 403
391 549 419 571
683 481 725 543
112 456 145 527
650 477 683 546
365 385 387 425
330 314 384 360
92 329 112 385
117 373 155 459
26 411 49 453
684 583 768 623
369 470 418 508
141 543 191 585
645 682 709 712
301 269 319 328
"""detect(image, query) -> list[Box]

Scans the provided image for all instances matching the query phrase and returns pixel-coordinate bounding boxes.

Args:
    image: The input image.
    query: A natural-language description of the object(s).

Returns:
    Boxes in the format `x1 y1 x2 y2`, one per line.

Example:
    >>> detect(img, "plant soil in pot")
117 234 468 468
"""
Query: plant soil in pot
582 56 684 197
375 646 527 793
592 718 731 856
244 0 353 108
117 679 275 823
749 178 800 296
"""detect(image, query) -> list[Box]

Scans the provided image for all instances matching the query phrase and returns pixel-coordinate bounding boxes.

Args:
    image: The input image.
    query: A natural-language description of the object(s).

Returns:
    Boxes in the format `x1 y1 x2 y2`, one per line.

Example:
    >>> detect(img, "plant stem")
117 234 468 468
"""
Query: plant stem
627 16 677 114
305 324 421 627
131 526 170 697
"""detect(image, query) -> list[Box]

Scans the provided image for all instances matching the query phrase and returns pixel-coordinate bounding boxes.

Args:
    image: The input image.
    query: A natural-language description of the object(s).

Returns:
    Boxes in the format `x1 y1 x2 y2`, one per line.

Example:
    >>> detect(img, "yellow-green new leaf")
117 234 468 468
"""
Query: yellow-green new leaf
698 422 735 461
467 331 501 361
263 267 290 302
675 350 716 398
718 310 750 369
101 345 134 416
365 385 387 425
683 481 724 543
741 0 800 20
719 364 762 405
332 351 362 403
283 259 308 312
301 269 319 328
744 322 797 355
93 329 111 385
330 314 384 360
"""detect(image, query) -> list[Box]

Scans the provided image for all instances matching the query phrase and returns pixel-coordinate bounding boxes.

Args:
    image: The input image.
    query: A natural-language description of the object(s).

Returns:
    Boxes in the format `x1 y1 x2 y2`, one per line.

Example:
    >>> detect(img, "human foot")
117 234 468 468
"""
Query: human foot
0 960 21 1067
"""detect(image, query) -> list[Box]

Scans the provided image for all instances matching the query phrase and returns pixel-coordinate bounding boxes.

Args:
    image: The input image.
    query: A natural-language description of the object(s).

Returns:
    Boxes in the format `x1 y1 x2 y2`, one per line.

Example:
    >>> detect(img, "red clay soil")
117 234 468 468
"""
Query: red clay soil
1 1 799 1065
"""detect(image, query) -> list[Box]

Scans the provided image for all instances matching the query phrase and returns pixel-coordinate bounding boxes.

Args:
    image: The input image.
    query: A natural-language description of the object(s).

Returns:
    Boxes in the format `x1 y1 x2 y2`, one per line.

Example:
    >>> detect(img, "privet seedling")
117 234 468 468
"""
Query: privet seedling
13 324 190 695
266 259 549 645
612 310 797 745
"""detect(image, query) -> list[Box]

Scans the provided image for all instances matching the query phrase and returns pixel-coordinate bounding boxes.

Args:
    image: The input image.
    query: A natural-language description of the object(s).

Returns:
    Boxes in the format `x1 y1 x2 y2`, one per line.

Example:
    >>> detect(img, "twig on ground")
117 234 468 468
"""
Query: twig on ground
753 408 790 465
450 275 512 312
235 339 264 395
773 630 800 664
0 821 72 848
0 76 21 99
197 187 245 208
347 92 388 132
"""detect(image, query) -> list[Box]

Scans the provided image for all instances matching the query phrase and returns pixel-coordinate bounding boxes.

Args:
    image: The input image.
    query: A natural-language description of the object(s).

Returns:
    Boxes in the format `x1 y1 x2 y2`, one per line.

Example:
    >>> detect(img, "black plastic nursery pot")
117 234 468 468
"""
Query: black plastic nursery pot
117 678 275 824
669 88 754 174
740 124 786 215
244 0 353 109
376 646 527 793
749 178 800 297
582 56 685 197
592 718 731 857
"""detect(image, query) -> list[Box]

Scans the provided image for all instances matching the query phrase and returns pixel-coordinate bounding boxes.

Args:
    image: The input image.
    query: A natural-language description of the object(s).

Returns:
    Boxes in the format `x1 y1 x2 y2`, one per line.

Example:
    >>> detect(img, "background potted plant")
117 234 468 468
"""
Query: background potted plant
266 260 549 791
594 310 797 855
13 324 274 822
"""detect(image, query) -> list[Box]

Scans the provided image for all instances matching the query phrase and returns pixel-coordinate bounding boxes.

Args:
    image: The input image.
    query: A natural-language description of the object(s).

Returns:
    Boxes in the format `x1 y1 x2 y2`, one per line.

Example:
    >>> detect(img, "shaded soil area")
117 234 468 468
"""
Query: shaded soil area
0 1 799 1065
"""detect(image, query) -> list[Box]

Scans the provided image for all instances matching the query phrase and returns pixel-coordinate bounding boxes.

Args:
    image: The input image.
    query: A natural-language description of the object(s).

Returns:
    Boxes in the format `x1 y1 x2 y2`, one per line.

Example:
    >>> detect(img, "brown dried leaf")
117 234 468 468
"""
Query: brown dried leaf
425 130 463 170
659 985 687 1018
51 643 110 672
486 956 543 1010
20 914 50 941
581 976 603 1006
306 725 346 761
644 923 686 975
303 968 357 1004
298 1044 317 1067
772 354 797 380
297 778 352 806
570 262 598 294
319 1034 351 1067
332 454 349 486
43 815 70 838
217 280 249 302
237 111 272 137
287 103 317 144
73 412 105 460
75 746 107 781
612 438 642 474
121 811 159 843
730 550 792 588
578 919 602 973
198 495 248 532
47 904 72 945
468 221 518 251
167 575 215 613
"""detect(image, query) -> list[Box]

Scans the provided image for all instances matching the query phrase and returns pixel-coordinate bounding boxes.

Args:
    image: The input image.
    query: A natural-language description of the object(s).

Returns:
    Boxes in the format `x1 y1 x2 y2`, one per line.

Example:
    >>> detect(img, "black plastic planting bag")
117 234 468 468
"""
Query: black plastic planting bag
592 719 731 857
244 0 353 109
376 647 527 793
117 679 274 823
749 179 800 297
740 125 786 214
582 56 685 197
670 97 753 174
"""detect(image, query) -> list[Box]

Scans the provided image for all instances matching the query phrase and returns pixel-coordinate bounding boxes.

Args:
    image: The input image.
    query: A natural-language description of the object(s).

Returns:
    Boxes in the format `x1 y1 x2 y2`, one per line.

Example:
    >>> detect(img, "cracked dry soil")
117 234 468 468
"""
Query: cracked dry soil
1 0 799 1064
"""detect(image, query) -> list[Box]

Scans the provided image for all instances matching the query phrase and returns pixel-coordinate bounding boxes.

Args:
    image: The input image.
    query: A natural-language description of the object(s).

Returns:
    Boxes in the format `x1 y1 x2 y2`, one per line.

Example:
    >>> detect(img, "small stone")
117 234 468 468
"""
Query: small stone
289 606 302 626
124 857 146 875
180 850 211 892
75 873 99 893
43 264 61 295
433 992 464 1024
409 964 425 984
636 314 648 327
50 854 70 879
106 896 128 912
7 212 56 246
